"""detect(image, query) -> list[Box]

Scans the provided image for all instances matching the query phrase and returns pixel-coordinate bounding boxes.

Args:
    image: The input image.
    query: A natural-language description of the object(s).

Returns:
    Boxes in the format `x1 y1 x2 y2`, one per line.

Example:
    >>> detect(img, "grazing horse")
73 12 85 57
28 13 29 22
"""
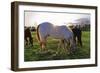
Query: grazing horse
24 27 33 46
72 26 82 47
36 22 76 53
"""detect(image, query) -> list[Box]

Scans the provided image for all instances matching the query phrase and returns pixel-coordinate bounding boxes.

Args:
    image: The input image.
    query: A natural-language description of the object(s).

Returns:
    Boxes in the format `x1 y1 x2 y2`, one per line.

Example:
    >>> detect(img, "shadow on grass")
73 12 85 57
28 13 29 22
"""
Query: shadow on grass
24 45 90 61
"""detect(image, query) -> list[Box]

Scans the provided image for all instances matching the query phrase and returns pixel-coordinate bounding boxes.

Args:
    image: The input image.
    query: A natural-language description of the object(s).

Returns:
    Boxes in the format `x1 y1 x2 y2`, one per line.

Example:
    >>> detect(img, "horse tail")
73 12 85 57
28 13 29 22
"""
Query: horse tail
36 25 41 42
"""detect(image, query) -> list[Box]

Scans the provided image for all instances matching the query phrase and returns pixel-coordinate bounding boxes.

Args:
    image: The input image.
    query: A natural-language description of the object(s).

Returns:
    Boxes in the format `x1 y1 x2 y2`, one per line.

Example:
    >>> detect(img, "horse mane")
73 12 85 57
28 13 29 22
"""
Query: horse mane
36 24 40 42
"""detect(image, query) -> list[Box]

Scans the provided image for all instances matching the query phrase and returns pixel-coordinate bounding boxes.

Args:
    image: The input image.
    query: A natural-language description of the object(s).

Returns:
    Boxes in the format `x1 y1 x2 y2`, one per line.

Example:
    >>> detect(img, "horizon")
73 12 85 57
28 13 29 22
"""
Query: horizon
24 11 90 27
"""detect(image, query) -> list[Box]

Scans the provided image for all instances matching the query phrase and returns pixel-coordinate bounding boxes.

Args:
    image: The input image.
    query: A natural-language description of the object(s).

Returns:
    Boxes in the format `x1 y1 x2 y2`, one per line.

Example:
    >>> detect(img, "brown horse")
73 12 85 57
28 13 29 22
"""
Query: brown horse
72 26 82 47
24 27 33 46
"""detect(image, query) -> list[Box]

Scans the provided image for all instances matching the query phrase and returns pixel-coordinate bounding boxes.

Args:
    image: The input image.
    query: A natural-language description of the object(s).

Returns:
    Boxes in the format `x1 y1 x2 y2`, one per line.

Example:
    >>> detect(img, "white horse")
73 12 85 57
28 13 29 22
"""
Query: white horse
36 22 76 53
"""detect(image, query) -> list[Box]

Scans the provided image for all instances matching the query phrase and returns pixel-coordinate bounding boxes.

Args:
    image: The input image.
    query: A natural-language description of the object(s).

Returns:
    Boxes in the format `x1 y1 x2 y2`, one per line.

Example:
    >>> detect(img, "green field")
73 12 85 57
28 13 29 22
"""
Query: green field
24 31 90 61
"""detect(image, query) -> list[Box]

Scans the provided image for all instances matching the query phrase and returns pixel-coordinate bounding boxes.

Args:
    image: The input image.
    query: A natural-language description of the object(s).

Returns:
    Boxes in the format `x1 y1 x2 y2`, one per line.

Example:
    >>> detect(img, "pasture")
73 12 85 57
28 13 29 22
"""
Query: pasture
24 31 90 61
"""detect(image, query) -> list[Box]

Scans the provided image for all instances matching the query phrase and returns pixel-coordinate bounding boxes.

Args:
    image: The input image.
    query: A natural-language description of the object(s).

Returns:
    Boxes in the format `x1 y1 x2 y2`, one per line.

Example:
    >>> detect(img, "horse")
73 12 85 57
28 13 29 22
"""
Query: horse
24 27 33 46
72 26 82 47
36 22 76 53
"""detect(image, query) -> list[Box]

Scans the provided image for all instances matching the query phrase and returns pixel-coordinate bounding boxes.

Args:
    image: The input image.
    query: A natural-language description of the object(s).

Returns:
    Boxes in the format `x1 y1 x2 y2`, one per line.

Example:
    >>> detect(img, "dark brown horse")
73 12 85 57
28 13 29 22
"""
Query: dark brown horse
72 26 82 47
24 27 33 46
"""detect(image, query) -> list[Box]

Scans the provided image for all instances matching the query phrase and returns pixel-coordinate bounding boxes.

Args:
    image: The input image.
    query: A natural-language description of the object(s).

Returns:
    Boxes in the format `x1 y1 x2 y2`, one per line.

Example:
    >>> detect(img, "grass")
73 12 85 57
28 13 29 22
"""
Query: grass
24 31 90 61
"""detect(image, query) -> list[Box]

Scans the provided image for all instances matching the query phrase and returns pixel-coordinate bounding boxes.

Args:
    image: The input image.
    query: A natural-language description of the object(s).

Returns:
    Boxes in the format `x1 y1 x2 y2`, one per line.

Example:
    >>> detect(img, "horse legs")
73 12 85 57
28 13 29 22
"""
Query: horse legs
58 40 65 49
73 35 77 45
64 40 71 54
69 37 77 54
77 35 82 47
58 39 69 53
58 40 62 49
25 38 28 46
40 40 47 51
30 37 33 46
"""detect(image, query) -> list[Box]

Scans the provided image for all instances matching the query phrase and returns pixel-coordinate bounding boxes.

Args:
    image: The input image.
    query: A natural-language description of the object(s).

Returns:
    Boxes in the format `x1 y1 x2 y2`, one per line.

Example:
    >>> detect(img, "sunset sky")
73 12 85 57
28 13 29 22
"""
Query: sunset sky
24 11 90 27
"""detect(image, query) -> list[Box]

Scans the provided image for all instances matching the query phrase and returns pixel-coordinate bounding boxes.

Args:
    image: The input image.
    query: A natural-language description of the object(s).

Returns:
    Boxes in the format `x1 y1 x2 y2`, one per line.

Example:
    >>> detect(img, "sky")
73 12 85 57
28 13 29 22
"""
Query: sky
24 11 90 27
